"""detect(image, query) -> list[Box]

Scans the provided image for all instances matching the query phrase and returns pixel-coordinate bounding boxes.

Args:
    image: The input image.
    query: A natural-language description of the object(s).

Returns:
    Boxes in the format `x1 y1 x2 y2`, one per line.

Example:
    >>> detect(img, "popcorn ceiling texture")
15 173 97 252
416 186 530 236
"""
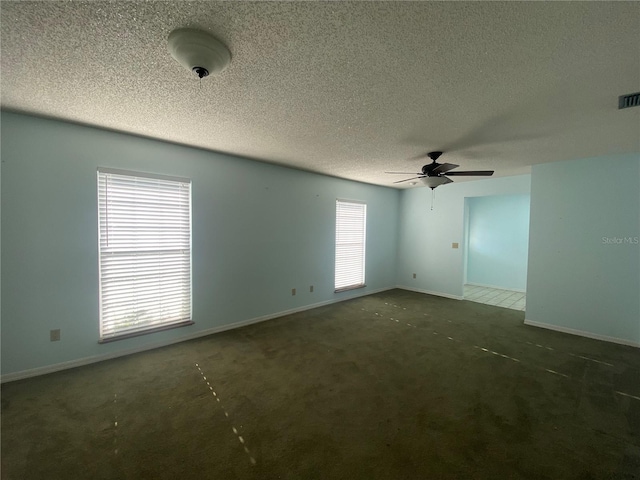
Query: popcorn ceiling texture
1 1 638 187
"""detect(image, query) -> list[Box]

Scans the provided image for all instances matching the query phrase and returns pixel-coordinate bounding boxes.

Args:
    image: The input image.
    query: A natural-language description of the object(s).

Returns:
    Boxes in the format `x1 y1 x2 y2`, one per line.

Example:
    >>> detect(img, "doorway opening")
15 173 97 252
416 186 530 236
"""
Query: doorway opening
462 194 530 311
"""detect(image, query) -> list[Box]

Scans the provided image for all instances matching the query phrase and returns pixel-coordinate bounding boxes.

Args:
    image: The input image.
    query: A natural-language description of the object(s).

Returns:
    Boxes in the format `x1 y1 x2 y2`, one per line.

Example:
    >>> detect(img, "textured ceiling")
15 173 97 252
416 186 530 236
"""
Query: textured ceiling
1 1 639 188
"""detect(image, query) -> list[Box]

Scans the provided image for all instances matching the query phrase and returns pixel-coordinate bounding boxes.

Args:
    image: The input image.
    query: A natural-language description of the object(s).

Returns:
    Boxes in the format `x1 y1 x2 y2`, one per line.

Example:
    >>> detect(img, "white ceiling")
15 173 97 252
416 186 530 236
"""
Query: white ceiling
1 1 639 188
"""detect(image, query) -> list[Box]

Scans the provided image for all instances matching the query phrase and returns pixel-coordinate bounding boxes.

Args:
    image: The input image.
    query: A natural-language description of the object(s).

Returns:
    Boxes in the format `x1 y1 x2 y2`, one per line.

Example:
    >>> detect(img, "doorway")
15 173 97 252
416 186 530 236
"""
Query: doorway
463 194 530 310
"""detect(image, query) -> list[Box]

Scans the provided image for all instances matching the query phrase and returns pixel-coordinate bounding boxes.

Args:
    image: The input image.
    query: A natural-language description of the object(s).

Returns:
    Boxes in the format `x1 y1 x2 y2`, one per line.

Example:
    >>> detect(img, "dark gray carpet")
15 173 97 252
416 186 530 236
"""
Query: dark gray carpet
2 289 639 479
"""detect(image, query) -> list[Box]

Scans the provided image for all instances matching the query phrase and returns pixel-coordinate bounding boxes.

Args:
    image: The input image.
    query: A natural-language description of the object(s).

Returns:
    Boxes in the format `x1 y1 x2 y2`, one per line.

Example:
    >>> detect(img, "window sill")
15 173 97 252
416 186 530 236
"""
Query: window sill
334 284 366 293
99 320 194 344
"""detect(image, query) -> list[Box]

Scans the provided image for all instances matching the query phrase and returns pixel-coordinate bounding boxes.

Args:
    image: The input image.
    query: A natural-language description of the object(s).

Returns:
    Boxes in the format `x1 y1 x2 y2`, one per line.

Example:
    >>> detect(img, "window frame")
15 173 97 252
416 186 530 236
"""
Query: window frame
97 167 193 343
334 199 367 292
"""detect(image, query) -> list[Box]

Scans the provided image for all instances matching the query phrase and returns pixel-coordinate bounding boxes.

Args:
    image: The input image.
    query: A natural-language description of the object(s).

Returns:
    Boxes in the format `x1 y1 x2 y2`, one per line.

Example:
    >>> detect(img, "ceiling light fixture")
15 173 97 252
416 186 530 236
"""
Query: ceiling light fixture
168 28 231 79
421 176 450 190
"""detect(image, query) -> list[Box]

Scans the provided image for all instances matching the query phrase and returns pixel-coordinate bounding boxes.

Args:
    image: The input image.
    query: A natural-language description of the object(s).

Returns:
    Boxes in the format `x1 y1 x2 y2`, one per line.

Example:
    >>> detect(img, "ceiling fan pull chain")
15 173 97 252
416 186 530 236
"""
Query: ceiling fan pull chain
431 189 435 210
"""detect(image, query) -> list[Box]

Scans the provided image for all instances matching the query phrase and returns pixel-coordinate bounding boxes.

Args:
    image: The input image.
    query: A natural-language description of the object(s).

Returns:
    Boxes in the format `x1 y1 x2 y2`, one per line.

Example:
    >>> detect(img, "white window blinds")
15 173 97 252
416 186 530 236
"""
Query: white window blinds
97 168 192 341
335 200 367 291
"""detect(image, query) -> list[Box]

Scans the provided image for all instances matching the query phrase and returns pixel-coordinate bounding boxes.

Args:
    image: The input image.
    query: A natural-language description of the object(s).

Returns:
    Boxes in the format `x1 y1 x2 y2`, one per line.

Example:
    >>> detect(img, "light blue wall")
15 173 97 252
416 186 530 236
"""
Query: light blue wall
526 154 640 345
0 112 400 377
466 194 530 291
3 111 637 379
397 175 531 298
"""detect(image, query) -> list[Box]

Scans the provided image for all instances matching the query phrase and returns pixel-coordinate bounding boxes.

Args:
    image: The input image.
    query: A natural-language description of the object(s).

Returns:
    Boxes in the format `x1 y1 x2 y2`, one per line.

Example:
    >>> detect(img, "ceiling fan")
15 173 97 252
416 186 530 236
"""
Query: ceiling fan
386 151 494 189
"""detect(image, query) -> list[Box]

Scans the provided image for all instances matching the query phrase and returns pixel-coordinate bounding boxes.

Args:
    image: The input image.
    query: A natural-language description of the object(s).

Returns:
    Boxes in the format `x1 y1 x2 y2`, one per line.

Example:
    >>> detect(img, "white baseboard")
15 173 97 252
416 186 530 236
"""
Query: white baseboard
465 282 526 293
396 285 464 301
1 286 394 383
524 319 640 348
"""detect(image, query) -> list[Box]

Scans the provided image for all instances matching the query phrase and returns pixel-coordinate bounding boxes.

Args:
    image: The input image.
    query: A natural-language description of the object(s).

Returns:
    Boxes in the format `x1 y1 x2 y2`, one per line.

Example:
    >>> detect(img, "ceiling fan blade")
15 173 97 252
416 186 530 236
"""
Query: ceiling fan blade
444 170 494 176
431 163 459 174
393 176 425 184
385 172 421 175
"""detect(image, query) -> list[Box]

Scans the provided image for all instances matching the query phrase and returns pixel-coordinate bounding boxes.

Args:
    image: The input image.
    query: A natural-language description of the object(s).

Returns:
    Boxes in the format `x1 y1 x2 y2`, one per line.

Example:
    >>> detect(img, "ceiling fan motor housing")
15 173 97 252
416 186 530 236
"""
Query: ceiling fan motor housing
422 164 438 176
421 151 444 176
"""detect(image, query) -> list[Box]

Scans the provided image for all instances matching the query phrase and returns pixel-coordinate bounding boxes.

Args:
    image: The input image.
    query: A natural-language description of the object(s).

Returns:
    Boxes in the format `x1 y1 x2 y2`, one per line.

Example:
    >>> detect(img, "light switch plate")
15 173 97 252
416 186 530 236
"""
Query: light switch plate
452 242 459 249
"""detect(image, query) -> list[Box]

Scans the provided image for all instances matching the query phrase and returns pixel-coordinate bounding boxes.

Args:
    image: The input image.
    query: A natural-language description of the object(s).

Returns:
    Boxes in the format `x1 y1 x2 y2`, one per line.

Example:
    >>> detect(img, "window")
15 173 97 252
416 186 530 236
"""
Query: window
335 200 366 291
97 168 192 342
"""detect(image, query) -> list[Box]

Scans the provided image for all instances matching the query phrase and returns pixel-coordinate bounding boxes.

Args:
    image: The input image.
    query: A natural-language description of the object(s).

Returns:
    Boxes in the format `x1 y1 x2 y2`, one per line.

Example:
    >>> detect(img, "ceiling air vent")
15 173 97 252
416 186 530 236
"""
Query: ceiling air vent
618 92 640 109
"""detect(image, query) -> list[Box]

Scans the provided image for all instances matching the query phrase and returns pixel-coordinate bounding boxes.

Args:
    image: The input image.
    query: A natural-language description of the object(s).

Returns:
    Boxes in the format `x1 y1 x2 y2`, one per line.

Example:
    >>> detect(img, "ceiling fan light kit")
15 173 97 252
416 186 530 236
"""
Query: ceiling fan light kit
421 176 452 189
168 28 231 79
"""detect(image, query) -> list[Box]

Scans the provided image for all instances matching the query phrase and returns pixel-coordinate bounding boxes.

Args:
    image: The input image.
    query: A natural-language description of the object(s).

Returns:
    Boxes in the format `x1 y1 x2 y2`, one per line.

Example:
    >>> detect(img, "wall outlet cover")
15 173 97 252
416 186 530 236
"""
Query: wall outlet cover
50 329 61 342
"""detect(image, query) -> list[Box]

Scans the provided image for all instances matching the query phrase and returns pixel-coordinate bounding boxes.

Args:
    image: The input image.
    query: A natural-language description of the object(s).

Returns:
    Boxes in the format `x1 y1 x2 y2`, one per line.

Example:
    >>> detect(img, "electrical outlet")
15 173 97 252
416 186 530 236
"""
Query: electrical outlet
452 242 459 249
291 288 296 296
50 329 61 342
310 285 314 293
413 273 416 279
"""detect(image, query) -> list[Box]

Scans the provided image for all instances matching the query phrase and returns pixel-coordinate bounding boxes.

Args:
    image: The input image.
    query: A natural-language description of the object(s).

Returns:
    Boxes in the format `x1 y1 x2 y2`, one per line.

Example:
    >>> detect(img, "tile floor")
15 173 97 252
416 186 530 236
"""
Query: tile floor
463 284 526 311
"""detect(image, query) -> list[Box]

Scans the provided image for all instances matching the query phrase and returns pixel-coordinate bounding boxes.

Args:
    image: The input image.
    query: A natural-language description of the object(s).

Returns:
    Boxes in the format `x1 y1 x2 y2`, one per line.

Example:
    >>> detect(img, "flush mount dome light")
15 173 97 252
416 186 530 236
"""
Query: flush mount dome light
168 28 231 79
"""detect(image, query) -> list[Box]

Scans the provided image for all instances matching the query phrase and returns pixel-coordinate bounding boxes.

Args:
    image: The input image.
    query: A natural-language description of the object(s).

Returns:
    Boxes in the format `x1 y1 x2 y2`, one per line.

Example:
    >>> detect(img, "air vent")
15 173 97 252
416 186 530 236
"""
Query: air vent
618 92 640 109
